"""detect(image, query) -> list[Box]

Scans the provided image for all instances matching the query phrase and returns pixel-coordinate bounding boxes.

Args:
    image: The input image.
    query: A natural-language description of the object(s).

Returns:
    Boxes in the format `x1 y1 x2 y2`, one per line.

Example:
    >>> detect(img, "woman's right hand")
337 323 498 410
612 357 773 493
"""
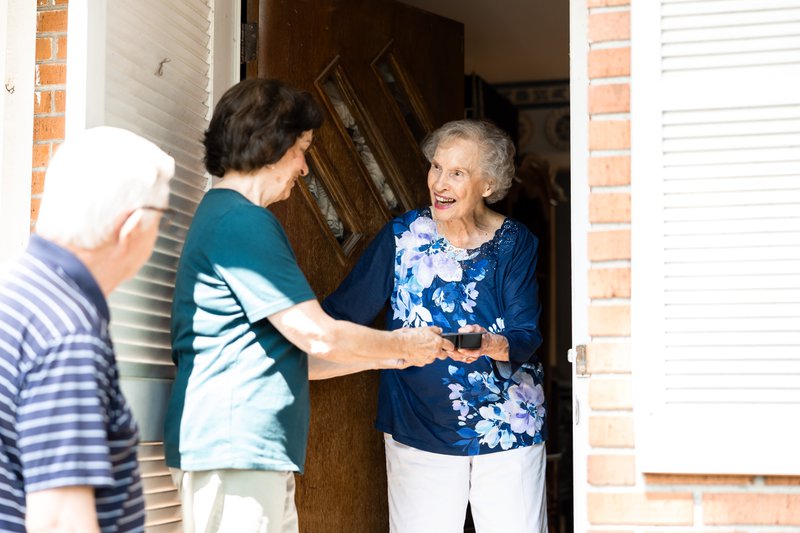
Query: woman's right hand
392 326 454 367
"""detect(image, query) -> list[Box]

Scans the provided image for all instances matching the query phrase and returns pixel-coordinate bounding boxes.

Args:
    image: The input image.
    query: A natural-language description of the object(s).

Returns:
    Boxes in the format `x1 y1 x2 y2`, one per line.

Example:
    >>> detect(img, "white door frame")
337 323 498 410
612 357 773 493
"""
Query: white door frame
0 0 36 263
568 0 590 530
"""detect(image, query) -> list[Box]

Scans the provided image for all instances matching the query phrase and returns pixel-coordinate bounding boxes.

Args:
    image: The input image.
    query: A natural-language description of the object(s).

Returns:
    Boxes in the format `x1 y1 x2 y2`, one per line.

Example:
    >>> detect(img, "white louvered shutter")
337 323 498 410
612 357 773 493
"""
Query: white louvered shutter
67 1 217 529
631 0 800 474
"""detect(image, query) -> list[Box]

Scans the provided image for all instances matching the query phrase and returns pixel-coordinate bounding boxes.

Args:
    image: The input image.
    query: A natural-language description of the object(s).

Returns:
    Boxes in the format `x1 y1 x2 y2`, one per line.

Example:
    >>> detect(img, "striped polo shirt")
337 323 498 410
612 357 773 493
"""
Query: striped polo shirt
0 235 144 532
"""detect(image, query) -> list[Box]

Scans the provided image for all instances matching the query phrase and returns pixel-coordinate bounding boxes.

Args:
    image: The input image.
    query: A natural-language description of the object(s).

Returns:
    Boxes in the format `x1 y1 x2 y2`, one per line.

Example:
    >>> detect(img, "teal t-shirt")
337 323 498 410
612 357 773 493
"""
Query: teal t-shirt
164 189 316 473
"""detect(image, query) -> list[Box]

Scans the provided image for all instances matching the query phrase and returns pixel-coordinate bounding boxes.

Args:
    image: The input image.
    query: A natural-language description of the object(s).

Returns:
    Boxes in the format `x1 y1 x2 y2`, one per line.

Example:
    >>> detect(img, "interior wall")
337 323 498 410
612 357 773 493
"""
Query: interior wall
399 0 569 83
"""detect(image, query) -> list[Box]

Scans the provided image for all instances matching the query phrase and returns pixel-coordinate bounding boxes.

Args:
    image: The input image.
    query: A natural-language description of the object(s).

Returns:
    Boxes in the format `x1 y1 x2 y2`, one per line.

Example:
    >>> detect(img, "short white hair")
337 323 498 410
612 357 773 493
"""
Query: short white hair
37 127 175 248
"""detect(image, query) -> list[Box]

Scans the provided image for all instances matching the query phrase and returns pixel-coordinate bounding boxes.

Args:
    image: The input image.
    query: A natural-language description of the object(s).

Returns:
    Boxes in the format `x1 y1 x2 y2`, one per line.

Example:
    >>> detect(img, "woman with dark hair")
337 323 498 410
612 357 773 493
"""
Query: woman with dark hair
324 119 548 532
163 79 449 533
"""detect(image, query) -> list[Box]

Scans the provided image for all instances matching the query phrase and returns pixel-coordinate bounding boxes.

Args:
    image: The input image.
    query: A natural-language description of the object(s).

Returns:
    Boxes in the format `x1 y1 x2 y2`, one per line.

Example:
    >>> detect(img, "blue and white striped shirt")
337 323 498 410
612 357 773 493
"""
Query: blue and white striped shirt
0 235 144 532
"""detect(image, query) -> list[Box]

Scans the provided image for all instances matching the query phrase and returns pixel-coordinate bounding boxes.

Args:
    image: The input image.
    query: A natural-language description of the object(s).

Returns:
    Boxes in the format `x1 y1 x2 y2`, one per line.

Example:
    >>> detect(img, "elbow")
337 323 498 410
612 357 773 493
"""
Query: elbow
304 320 347 361
308 320 349 363
305 337 335 360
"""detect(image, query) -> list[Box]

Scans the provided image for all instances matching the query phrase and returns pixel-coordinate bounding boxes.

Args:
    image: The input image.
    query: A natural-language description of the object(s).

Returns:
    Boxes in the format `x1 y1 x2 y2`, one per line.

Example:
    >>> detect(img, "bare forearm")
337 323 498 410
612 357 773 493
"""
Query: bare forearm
308 354 404 380
270 300 448 367
319 320 409 362
26 486 99 533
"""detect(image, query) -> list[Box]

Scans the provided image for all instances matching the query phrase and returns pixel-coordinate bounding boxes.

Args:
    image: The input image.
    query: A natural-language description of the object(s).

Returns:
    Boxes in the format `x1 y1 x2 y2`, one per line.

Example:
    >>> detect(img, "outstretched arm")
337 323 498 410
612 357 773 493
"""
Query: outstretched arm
268 299 453 379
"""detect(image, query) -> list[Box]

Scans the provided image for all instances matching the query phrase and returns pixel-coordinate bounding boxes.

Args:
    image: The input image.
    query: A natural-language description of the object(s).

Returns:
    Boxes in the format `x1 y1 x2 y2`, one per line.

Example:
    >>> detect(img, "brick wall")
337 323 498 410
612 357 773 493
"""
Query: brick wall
32 0 68 228
582 0 800 530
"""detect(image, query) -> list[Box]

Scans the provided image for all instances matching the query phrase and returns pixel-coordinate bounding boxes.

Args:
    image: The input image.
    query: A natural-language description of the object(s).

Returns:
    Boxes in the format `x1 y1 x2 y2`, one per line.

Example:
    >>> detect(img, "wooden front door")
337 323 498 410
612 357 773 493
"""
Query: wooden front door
253 0 463 531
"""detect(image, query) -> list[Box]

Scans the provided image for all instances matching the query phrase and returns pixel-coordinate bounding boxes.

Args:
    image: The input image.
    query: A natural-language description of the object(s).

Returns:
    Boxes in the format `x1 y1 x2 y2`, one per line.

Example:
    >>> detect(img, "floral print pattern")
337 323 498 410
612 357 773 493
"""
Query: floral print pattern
390 211 546 454
444 354 547 454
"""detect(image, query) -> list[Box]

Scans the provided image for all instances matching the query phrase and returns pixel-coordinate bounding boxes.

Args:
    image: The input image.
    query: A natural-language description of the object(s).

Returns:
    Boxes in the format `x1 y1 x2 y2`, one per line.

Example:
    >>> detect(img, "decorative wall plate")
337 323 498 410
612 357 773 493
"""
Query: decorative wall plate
544 107 570 151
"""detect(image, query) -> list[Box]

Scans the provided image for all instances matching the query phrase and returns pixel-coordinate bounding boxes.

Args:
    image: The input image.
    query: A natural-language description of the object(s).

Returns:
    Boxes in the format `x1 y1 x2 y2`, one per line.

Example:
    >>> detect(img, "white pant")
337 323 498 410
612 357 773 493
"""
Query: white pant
384 435 548 533
170 468 299 533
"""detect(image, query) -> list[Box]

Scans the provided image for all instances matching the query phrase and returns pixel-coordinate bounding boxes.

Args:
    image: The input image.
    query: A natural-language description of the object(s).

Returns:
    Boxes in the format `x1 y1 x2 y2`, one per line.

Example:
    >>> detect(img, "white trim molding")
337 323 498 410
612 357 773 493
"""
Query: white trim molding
569 0 590 530
0 0 36 262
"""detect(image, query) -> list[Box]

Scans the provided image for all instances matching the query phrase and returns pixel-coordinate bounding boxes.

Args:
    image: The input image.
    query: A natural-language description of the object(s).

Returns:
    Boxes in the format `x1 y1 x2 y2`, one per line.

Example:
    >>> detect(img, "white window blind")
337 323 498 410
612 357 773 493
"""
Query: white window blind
631 0 800 474
66 1 235 529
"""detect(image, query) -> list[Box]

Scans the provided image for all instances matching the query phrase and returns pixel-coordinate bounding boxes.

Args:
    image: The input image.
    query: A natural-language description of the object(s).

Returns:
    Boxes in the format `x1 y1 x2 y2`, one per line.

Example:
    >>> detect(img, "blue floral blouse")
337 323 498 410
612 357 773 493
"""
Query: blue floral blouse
323 208 546 456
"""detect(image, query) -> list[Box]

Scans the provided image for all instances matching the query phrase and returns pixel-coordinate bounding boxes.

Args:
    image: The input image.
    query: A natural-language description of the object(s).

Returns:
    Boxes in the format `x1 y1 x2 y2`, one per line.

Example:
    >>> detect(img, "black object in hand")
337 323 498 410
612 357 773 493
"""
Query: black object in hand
442 332 482 350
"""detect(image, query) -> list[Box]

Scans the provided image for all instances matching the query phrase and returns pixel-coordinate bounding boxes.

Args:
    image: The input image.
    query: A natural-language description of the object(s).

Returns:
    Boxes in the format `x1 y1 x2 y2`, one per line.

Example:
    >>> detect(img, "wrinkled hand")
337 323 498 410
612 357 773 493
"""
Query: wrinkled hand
394 326 453 367
445 324 509 364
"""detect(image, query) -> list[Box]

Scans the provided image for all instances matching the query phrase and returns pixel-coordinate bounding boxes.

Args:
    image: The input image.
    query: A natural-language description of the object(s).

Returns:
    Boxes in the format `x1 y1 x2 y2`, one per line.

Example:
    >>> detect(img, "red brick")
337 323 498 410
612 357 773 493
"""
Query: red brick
31 170 46 196
589 305 630 336
32 145 50 169
30 198 42 225
55 0 68 4
588 454 635 486
53 90 66 113
589 268 630 299
589 47 631 78
33 116 65 141
589 156 630 186
643 531 743 533
588 0 630 5
646 474 752 485
589 378 632 410
588 229 630 261
56 36 67 60
590 192 630 223
589 11 630 43
587 342 631 374
765 476 800 486
589 120 630 150
35 38 52 61
704 493 800 525
589 415 634 448
37 9 68 33
588 492 692 525
589 83 630 114
33 91 53 114
36 63 66 86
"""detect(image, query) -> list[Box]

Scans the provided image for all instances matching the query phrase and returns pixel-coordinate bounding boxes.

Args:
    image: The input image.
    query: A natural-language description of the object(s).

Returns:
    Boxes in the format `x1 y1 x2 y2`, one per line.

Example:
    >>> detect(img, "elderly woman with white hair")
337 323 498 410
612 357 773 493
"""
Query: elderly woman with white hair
324 119 547 532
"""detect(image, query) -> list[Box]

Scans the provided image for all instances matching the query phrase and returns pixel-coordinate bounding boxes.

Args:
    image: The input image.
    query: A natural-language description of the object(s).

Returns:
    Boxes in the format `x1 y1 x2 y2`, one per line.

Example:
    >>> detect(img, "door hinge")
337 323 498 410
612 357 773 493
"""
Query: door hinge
241 23 258 64
568 344 589 377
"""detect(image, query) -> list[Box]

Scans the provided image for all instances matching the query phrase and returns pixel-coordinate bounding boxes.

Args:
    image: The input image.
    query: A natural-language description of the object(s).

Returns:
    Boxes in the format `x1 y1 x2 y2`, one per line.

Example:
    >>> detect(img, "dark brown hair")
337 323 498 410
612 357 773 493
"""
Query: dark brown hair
203 79 324 177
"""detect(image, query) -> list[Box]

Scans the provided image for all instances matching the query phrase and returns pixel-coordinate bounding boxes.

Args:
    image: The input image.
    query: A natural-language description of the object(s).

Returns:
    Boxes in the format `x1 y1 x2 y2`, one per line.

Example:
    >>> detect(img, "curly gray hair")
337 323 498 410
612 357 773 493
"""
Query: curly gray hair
421 119 515 204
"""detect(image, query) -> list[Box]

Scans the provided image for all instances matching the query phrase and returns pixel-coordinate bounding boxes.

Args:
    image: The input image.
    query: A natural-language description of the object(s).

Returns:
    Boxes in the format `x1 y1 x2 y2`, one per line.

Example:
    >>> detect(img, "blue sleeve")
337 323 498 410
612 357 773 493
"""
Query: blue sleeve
322 221 395 326
500 225 543 371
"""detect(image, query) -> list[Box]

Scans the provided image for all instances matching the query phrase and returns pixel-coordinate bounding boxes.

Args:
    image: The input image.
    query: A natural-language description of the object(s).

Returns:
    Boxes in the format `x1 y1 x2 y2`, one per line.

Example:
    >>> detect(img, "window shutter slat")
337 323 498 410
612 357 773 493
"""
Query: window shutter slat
76 0 214 527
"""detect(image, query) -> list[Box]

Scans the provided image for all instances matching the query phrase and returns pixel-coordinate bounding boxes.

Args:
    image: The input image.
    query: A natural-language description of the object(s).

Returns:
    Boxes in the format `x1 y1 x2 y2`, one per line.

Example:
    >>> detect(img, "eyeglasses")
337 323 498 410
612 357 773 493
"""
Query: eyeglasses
140 206 176 231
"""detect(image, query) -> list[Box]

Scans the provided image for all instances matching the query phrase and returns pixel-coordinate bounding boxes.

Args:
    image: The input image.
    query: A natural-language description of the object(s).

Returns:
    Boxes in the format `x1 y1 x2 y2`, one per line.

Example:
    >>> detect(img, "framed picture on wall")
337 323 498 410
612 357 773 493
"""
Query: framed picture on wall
494 79 570 168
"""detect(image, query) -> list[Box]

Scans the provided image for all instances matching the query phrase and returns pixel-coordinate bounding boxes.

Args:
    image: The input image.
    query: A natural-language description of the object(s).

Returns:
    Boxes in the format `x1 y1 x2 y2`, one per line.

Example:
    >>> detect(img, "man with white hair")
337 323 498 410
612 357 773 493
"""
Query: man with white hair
0 127 175 533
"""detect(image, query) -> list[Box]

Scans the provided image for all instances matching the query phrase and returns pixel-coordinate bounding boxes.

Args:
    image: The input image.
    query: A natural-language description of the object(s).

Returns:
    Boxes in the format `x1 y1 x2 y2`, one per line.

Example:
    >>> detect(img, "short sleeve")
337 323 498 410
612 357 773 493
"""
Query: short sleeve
500 225 543 369
323 221 396 325
210 207 316 324
17 335 116 493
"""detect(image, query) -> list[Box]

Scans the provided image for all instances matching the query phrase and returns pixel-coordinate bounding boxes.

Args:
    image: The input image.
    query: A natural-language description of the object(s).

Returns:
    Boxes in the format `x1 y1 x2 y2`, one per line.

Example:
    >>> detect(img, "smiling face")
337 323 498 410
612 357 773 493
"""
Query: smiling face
272 130 314 201
427 138 493 222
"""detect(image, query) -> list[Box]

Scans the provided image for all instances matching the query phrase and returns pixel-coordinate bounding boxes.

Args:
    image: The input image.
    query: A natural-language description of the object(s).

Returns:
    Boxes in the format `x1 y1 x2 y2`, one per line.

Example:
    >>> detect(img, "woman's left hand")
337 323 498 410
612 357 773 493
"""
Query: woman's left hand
446 324 510 364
